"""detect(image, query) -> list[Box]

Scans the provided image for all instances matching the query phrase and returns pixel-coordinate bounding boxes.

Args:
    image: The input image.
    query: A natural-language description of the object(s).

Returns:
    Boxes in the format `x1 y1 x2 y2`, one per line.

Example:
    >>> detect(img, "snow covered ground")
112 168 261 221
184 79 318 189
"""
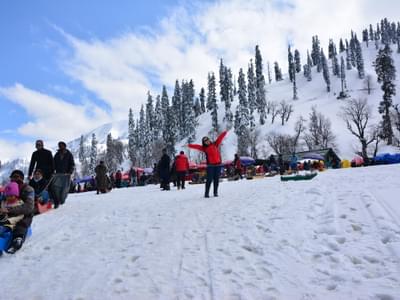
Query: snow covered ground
2 164 400 300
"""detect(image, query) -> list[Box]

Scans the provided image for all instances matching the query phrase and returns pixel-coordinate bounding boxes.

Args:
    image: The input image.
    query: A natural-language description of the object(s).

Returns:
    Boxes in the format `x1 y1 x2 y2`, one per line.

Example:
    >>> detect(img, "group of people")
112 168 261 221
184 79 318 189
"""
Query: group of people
0 131 231 254
157 149 190 191
0 140 76 254
155 130 228 199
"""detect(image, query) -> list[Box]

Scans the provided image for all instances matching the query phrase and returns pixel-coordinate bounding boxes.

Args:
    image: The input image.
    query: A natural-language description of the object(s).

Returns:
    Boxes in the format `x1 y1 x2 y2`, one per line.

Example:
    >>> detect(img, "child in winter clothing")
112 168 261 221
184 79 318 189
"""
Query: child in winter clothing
29 169 49 204
0 182 24 232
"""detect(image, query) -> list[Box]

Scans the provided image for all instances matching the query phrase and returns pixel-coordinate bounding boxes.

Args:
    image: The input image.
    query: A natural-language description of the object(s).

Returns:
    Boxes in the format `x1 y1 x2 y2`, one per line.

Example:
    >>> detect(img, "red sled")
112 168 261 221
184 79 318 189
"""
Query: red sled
36 201 52 214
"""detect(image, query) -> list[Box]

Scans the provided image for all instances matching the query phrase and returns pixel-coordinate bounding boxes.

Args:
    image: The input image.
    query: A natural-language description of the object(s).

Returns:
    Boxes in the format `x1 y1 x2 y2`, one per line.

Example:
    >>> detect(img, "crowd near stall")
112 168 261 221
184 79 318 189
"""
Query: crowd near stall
1 135 400 255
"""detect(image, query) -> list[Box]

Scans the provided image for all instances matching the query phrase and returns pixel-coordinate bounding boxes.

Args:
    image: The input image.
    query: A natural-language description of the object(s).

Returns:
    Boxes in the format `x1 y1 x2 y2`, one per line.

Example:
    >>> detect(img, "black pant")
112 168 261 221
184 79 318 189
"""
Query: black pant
205 165 221 197
176 171 186 189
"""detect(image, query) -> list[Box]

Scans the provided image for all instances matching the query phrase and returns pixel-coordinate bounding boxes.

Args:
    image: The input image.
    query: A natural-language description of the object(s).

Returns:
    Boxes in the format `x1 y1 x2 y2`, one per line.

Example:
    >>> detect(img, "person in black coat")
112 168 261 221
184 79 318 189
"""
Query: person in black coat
28 140 54 180
51 141 75 208
158 148 171 191
54 141 75 174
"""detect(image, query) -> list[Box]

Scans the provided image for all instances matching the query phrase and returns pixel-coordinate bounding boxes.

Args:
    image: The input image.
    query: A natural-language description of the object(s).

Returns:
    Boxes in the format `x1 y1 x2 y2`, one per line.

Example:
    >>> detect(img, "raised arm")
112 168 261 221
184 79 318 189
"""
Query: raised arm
215 130 228 147
188 144 204 152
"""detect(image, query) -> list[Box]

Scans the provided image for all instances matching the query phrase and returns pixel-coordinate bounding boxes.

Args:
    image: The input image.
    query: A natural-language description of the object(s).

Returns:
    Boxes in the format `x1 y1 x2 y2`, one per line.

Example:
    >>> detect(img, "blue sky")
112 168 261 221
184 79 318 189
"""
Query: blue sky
0 0 183 141
1 0 399 160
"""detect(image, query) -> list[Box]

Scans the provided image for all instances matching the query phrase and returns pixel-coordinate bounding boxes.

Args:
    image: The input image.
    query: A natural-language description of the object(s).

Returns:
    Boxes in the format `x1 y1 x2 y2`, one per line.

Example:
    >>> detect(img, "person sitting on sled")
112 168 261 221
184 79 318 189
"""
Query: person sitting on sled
29 169 50 204
0 170 34 254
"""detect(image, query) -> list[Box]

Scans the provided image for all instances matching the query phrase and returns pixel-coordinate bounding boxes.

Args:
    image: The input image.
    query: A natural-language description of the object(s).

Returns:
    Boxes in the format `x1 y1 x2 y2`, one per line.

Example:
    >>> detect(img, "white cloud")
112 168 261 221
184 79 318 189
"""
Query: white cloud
61 0 400 110
0 139 33 161
0 83 110 146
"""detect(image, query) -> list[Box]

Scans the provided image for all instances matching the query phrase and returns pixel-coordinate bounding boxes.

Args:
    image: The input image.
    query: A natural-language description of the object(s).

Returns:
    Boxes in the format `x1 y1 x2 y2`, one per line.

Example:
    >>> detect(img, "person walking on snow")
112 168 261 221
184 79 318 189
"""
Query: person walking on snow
158 148 171 191
95 161 108 194
233 153 243 179
28 140 54 180
51 141 75 208
188 131 227 198
175 151 189 190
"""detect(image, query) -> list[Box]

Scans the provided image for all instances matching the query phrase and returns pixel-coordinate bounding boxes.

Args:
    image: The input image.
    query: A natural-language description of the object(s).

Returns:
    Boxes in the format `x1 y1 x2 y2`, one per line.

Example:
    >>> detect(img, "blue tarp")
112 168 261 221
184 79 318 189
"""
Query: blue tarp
73 176 94 184
373 153 400 164
240 156 256 166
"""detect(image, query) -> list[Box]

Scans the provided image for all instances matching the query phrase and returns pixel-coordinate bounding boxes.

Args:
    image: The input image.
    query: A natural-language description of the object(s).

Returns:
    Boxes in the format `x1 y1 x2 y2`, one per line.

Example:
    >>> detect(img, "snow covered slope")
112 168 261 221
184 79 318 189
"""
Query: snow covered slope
2 164 400 299
67 42 400 164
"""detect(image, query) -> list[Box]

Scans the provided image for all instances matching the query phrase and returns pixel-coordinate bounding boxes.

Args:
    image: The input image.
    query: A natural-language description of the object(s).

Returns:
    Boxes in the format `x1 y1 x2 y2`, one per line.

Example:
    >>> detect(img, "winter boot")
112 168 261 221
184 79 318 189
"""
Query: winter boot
213 182 219 197
6 236 24 254
205 181 211 198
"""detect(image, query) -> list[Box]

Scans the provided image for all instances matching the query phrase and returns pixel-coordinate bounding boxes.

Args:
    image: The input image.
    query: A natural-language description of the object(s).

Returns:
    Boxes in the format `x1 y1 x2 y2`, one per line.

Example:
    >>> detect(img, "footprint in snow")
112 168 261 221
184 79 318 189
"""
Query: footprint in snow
351 224 362 232
335 237 346 244
114 278 123 284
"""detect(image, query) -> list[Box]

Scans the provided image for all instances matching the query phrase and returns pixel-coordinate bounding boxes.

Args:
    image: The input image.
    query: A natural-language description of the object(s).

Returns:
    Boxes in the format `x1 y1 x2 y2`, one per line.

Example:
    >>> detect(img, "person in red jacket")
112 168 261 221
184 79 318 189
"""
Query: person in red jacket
188 131 227 198
175 151 189 190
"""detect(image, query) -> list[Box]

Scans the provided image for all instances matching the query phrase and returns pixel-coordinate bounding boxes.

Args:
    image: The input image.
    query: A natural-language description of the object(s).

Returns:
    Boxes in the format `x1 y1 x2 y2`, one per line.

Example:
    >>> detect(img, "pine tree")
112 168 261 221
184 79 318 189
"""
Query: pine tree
128 108 136 164
311 36 321 72
78 135 88 176
161 85 170 143
321 49 330 92
274 62 283 81
340 56 347 96
304 64 312 81
164 106 177 156
146 91 155 141
247 59 256 129
89 133 97 175
182 79 197 143
346 48 352 70
304 50 312 81
328 39 335 59
207 72 218 133
154 95 162 141
106 133 122 172
267 61 272 84
307 50 313 67
355 38 365 79
194 97 201 117
339 38 345 53
292 64 298 100
375 44 396 145
172 80 182 134
199 87 206 113
219 60 233 129
332 52 340 77
349 34 357 67
294 49 301 73
288 46 294 82
234 68 250 155
255 45 267 125
369 24 375 41
362 29 369 47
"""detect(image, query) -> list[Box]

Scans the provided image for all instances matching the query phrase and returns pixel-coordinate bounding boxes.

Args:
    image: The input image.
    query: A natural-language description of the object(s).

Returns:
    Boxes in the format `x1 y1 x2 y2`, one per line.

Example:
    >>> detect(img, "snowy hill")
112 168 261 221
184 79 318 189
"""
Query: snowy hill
68 41 400 165
2 164 400 299
1 35 400 180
